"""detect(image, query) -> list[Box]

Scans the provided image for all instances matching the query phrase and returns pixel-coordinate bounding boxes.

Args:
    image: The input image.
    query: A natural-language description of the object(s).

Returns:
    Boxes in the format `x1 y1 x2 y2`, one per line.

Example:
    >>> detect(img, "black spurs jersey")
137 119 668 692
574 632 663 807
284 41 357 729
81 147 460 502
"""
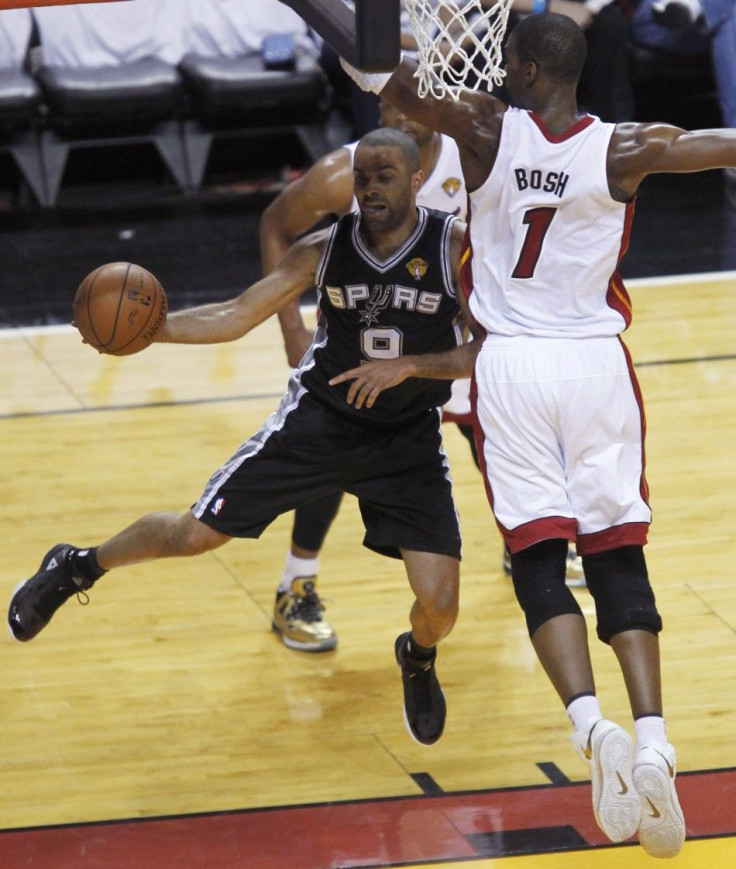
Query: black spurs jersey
300 206 463 426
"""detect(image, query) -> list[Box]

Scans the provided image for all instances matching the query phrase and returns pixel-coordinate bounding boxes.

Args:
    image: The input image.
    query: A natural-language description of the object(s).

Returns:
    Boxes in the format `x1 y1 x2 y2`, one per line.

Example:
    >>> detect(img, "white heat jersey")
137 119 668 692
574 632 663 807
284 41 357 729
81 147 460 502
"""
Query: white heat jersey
345 134 466 218
467 108 634 338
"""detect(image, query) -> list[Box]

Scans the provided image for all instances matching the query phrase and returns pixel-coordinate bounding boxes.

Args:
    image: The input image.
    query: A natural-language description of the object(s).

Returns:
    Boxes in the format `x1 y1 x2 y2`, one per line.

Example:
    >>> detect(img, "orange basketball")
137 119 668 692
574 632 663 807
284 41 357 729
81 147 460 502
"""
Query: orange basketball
74 262 168 356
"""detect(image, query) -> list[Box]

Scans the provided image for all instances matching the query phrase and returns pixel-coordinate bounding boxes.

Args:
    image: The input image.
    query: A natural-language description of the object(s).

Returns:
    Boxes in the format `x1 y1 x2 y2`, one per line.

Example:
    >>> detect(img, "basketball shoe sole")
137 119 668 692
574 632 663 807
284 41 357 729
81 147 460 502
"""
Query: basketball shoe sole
633 743 686 858
573 719 641 843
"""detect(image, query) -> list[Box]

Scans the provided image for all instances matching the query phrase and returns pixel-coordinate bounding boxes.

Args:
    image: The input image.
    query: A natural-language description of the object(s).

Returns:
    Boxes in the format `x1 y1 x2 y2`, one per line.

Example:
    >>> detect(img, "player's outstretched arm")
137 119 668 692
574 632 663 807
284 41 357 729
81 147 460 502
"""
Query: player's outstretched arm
609 122 736 200
341 56 504 190
260 148 355 366
158 231 326 345
329 341 482 410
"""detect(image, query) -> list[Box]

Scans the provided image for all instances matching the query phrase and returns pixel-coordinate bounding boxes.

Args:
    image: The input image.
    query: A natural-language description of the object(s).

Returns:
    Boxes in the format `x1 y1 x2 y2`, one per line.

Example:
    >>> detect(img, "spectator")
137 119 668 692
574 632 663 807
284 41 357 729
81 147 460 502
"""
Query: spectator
632 0 736 187
633 0 735 125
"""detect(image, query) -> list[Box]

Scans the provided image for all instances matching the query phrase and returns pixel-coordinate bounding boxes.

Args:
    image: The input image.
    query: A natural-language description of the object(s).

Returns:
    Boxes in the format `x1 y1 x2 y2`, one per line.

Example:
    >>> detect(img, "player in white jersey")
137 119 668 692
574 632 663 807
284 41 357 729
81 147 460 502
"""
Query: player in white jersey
340 9 736 858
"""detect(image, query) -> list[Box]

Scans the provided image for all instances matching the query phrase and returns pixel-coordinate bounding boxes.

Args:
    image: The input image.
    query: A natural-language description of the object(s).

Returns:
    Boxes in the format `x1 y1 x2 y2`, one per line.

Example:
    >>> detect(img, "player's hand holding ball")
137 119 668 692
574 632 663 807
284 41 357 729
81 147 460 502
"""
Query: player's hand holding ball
73 261 167 355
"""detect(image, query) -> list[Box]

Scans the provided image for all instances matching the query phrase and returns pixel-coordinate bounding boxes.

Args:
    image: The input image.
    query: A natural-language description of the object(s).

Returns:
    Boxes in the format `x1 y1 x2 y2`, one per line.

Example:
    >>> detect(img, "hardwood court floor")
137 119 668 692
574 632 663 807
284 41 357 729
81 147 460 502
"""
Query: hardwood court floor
2 273 736 867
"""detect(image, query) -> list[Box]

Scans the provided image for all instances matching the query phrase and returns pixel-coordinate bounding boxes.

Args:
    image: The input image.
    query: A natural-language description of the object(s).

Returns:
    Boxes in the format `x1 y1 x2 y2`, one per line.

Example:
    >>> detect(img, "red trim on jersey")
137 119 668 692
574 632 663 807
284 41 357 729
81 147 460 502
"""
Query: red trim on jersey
605 200 636 328
606 272 633 328
618 198 636 260
528 112 595 143
577 522 649 555
459 203 484 336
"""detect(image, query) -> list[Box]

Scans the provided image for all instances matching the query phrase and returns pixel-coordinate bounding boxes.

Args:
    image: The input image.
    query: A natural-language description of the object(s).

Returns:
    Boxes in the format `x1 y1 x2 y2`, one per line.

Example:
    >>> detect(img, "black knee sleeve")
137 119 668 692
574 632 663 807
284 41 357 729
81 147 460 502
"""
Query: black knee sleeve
582 545 662 644
292 490 343 551
510 538 583 638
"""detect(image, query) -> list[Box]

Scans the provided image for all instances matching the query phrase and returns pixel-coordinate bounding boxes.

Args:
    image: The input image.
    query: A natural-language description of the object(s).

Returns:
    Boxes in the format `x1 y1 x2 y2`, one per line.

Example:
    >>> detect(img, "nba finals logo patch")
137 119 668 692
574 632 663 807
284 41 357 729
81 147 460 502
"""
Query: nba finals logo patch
406 258 428 280
442 177 461 198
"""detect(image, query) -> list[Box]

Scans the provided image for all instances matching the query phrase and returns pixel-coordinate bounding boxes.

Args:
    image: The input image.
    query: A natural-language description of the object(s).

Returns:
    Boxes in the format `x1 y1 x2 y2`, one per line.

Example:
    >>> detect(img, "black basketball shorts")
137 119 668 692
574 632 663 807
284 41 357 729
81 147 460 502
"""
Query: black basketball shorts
193 389 461 560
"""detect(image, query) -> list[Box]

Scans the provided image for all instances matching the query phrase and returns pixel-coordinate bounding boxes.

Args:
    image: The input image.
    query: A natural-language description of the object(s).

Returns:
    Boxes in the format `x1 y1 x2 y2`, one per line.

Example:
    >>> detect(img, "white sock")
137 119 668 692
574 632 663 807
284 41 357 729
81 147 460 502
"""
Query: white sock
635 715 668 749
279 553 319 592
567 695 603 733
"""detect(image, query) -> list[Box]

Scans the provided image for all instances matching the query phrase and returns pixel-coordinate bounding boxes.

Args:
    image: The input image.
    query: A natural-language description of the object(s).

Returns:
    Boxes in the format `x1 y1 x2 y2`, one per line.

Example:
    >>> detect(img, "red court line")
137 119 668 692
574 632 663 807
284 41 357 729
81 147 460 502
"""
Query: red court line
0 767 733 869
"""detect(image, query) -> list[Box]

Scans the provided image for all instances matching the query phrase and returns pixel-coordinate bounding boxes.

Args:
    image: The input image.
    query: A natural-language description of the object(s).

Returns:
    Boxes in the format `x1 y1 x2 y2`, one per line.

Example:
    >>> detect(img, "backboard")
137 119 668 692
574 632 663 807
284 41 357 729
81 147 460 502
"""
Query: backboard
281 0 401 72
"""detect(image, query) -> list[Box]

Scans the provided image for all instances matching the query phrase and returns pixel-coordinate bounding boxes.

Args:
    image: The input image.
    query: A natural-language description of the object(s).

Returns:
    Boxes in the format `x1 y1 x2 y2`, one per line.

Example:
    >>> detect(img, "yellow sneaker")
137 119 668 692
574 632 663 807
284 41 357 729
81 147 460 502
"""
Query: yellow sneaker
272 577 337 652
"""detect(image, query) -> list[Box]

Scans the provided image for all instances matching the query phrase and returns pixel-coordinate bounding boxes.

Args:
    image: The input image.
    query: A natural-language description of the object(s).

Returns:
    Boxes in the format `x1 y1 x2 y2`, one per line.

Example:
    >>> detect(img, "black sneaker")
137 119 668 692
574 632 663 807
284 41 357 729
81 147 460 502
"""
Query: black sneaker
394 632 446 745
8 544 92 642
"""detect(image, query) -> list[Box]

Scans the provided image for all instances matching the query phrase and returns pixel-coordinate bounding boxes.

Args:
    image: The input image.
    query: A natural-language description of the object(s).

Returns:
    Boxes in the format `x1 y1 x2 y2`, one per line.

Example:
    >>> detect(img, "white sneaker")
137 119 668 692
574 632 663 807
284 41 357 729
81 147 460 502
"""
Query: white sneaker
633 743 686 858
564 547 586 588
571 719 641 843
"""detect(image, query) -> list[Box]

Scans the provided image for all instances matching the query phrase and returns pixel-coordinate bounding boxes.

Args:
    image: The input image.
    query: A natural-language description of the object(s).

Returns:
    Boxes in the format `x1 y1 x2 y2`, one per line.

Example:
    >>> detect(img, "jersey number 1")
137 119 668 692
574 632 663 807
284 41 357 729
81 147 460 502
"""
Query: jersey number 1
511 207 556 279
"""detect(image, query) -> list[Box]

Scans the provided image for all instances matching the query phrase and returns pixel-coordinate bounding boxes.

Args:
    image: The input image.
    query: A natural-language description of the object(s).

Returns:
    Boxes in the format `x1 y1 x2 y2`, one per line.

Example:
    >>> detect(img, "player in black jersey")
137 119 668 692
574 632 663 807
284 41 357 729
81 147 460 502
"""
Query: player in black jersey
8 128 480 747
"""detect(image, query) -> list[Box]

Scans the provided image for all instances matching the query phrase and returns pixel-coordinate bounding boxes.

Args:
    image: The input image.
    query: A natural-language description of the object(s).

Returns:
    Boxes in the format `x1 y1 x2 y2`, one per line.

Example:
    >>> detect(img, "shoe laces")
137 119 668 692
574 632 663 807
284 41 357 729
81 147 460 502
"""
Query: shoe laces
290 583 324 623
404 659 436 711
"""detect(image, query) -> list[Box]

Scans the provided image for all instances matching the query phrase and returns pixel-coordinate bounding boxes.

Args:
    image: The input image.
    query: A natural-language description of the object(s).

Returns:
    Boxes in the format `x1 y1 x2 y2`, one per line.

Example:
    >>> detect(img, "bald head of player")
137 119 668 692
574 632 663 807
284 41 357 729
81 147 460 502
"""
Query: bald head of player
352 128 424 235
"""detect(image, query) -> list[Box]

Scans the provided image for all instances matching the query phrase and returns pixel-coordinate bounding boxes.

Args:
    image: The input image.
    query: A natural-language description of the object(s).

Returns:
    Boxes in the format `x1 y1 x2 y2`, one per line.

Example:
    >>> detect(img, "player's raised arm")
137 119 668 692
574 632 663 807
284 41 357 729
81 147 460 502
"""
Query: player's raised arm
609 122 736 201
158 230 327 345
341 55 504 190
260 149 355 364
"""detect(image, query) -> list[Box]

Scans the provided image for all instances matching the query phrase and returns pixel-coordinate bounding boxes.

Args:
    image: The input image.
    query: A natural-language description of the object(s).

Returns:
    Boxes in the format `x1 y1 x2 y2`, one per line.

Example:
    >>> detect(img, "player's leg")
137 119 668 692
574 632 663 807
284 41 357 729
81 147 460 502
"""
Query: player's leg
273 491 344 652
562 340 683 856
582 544 685 858
348 408 461 746
394 549 458 747
401 548 459 649
510 538 643 845
475 336 642 842
8 512 229 642
9 390 342 644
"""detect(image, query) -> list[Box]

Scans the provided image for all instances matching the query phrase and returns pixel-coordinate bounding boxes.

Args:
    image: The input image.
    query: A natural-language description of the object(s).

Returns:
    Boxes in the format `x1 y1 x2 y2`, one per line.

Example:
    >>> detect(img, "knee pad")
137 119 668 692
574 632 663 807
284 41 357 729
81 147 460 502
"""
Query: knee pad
510 538 583 638
582 545 662 644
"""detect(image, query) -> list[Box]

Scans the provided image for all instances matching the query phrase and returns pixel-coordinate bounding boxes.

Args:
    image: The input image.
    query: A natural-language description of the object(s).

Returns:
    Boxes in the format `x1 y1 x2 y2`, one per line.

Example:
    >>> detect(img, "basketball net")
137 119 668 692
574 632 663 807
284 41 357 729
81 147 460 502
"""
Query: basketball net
403 0 514 101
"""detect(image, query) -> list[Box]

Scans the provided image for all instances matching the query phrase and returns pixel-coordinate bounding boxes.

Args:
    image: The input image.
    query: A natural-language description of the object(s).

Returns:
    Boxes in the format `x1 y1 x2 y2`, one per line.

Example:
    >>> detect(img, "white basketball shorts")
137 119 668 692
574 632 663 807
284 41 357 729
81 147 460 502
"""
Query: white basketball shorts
473 334 651 555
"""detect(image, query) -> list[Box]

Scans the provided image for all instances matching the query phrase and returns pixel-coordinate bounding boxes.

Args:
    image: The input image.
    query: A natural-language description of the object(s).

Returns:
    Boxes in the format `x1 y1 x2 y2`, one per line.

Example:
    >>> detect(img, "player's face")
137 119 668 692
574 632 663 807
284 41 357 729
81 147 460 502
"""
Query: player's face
380 101 434 150
353 144 419 232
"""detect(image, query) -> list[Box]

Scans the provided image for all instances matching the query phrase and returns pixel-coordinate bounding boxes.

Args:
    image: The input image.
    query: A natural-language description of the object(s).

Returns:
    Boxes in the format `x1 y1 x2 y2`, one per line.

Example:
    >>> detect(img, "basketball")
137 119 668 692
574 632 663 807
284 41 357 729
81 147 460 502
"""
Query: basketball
74 262 168 356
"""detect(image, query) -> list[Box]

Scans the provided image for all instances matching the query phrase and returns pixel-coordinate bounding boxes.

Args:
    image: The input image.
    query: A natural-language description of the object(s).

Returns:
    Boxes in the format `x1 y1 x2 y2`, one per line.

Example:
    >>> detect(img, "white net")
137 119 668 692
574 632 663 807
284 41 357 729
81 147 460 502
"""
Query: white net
403 0 514 101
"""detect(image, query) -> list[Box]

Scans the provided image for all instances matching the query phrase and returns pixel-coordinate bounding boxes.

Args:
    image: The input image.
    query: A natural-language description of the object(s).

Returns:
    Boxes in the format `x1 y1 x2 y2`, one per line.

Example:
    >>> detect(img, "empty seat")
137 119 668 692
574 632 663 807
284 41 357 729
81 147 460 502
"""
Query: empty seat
0 9 45 205
176 0 332 190
31 1 191 206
